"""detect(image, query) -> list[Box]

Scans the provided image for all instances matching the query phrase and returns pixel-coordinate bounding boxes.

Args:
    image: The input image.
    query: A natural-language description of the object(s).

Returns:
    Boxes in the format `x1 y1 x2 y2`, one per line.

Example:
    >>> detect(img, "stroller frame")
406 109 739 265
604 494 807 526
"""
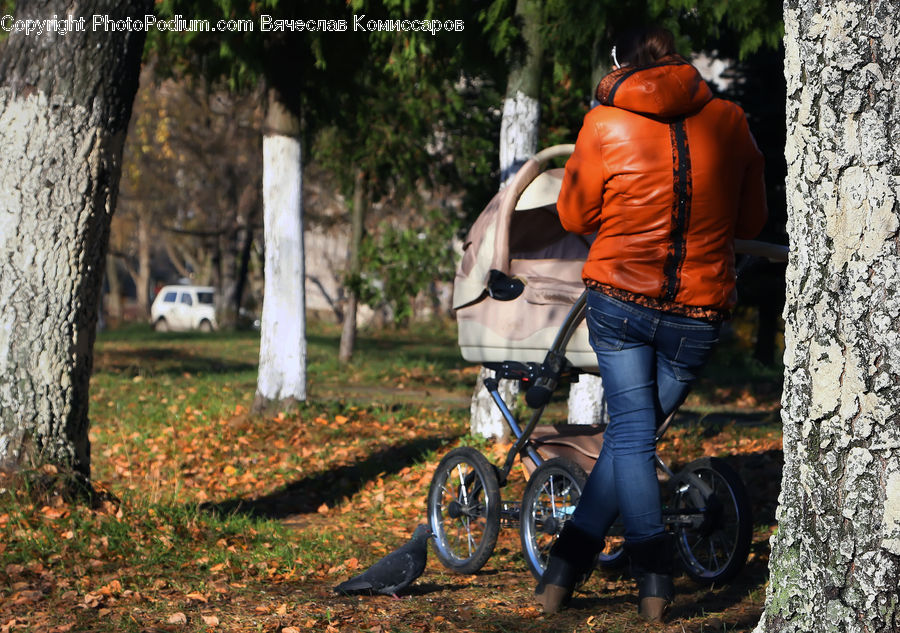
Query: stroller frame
428 289 754 583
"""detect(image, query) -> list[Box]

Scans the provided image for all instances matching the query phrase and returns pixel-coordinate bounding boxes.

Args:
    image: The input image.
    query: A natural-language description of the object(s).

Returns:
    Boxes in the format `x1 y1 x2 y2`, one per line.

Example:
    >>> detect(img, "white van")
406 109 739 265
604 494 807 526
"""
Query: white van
150 285 217 332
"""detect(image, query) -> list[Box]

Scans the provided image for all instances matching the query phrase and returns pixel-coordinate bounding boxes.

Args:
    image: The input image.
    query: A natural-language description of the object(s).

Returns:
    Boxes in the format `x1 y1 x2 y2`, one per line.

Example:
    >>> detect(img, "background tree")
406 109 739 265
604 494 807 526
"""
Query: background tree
307 8 498 360
0 0 152 477
153 0 361 410
756 1 900 631
114 67 264 324
467 0 543 439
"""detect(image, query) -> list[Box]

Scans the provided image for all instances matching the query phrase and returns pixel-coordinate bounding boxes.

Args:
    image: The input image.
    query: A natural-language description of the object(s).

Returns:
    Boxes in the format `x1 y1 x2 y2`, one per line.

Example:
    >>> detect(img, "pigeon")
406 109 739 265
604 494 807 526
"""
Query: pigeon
333 524 432 598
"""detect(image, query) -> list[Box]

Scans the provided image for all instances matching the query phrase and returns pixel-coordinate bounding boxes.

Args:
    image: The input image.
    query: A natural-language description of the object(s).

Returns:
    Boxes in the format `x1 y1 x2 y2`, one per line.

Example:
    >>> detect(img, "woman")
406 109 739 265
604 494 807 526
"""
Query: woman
534 26 767 620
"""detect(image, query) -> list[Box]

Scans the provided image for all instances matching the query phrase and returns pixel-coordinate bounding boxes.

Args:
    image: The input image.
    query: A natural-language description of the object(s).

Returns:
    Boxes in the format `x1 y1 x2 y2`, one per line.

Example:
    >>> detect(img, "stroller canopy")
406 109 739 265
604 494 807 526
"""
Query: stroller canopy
454 146 598 368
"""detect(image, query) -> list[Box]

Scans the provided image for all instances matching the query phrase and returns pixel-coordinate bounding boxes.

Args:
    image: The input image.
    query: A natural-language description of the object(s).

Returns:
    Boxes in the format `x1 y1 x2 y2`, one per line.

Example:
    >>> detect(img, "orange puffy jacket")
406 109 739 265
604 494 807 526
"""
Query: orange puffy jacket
557 56 767 313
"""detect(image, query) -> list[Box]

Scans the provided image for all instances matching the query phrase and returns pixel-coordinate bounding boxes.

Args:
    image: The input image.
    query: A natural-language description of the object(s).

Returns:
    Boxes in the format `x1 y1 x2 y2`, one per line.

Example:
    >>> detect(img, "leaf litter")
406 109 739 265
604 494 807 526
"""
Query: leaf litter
1 326 783 632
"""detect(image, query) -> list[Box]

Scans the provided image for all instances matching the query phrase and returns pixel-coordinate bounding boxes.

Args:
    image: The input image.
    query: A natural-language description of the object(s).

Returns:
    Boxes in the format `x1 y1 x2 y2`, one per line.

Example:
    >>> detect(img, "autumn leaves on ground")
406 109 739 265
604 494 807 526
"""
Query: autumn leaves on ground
0 320 783 633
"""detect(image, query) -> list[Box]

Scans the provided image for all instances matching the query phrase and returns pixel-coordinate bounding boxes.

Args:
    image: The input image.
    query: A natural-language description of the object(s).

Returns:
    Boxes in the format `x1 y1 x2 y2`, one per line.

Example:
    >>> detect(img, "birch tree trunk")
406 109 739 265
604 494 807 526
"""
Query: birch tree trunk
254 89 307 410
755 2 900 631
567 40 612 427
0 0 150 477
470 0 545 440
498 0 543 189
567 377 608 426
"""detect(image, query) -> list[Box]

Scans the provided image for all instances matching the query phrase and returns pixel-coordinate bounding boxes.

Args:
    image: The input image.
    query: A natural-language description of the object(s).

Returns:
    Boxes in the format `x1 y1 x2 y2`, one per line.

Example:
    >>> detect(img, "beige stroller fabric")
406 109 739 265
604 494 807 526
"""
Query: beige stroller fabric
453 145 789 370
454 147 598 368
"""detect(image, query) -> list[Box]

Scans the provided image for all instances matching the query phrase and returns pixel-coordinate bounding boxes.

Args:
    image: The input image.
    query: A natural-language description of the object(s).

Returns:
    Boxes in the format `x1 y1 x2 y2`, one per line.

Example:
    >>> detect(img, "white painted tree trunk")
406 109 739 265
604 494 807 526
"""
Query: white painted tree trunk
255 95 307 408
0 0 150 476
469 89 541 440
755 2 900 631
567 376 608 426
499 91 540 187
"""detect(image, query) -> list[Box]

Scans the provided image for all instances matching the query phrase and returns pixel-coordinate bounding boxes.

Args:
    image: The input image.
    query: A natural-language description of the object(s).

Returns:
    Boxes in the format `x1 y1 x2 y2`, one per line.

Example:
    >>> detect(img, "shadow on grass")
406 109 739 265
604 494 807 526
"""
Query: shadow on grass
306 328 466 373
729 449 784 526
202 435 452 521
666 448 783 527
95 347 257 377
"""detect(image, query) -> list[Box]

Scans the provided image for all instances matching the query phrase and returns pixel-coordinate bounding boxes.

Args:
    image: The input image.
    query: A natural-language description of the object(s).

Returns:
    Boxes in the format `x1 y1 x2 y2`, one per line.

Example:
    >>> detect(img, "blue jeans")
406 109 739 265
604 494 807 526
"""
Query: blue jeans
570 290 720 544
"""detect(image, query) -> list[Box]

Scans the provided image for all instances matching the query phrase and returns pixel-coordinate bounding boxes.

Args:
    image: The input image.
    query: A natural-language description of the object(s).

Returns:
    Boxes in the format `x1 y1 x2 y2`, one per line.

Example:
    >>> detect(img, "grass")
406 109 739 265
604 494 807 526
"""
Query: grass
0 316 783 633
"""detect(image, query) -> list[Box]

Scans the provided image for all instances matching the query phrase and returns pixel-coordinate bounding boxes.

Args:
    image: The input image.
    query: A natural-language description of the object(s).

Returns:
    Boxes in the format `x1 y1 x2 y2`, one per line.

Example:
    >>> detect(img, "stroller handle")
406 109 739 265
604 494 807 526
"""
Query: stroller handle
735 239 788 263
531 144 575 164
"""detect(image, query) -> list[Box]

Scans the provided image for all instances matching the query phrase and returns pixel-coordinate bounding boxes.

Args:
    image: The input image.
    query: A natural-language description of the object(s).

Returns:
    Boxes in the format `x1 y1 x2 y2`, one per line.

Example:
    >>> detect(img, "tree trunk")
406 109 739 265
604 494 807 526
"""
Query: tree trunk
339 169 367 363
471 0 543 440
163 240 192 282
135 213 151 318
569 47 609 427
254 88 306 411
233 223 255 326
105 255 123 324
755 2 900 631
224 183 259 329
498 0 543 188
0 0 150 477
567 376 608 426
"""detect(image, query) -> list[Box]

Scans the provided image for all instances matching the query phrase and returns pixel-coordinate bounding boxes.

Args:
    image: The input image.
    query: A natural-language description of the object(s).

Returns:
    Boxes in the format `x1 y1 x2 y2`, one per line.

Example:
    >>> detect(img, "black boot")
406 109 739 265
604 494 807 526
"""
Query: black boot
625 533 675 621
534 522 604 614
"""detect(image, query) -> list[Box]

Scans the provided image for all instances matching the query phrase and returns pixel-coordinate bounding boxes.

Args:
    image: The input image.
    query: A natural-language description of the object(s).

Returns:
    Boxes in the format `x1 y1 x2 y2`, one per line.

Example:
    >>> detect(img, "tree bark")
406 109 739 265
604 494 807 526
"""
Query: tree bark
498 0 543 188
471 0 543 440
755 2 900 631
338 169 367 363
567 376 608 426
0 0 150 476
568 51 609 426
254 88 307 410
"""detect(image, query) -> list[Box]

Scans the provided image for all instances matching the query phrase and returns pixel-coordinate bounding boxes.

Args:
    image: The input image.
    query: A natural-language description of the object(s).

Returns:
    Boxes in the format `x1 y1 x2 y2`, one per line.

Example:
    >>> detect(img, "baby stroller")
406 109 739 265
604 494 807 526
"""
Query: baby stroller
426 145 787 584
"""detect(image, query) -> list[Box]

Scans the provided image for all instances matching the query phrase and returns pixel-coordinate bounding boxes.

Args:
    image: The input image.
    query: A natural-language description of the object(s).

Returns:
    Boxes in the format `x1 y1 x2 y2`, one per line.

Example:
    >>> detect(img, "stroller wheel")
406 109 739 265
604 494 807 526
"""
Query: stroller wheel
427 447 501 574
519 457 587 581
670 457 753 584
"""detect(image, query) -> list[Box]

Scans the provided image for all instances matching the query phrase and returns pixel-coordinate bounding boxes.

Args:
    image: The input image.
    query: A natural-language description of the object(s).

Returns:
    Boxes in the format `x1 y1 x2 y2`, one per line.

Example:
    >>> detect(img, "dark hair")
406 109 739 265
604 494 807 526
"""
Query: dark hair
615 26 677 67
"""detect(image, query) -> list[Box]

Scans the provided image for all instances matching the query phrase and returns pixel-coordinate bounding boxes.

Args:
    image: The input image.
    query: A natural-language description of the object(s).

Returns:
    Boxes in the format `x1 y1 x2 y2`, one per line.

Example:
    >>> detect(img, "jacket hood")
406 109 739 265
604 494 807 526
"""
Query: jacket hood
595 55 712 120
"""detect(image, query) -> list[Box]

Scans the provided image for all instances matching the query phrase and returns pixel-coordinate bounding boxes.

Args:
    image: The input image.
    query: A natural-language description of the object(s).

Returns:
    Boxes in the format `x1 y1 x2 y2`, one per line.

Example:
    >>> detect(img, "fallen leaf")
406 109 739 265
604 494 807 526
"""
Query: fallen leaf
13 589 43 604
98 580 122 596
201 614 219 626
167 613 187 625
83 593 103 608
